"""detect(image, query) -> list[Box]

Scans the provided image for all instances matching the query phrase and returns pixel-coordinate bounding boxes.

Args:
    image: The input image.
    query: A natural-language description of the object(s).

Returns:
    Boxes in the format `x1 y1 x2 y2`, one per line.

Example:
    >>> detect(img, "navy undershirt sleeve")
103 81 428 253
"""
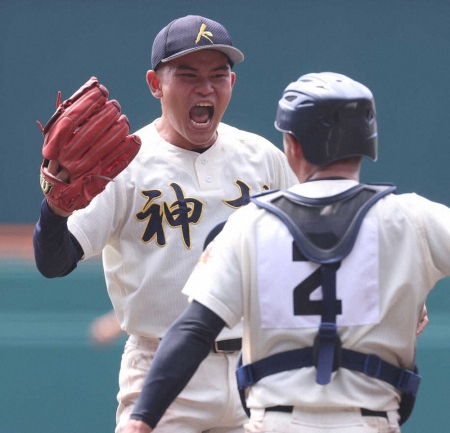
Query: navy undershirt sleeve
33 199 84 277
130 300 226 428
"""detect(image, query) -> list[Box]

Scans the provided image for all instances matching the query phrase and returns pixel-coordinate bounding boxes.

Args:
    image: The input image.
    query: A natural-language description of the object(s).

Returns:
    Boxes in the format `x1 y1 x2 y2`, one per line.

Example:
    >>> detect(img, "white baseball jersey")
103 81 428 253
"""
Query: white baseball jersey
67 120 297 339
183 179 450 412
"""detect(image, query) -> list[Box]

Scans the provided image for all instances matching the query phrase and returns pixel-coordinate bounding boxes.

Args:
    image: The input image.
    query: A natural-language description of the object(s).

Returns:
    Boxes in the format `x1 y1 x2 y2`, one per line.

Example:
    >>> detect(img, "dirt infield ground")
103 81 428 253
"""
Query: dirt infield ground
0 224 35 259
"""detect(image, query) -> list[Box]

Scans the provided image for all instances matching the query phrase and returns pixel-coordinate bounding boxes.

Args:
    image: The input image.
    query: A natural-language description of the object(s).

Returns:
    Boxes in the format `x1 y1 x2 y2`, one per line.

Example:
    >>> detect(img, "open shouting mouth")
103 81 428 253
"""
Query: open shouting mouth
189 103 214 126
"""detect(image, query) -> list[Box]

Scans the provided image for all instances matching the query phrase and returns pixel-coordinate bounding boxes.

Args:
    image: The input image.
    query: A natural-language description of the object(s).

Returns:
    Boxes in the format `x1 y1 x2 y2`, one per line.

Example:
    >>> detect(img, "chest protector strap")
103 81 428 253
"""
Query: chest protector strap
236 183 420 420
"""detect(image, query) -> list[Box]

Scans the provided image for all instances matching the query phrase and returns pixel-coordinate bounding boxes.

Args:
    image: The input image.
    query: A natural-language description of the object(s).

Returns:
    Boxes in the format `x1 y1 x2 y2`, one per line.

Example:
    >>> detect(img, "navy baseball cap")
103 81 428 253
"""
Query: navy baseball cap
151 15 244 70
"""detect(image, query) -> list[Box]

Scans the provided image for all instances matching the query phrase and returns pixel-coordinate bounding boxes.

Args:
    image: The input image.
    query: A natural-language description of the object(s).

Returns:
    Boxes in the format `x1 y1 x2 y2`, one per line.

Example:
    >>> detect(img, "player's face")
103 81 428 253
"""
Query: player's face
148 50 236 150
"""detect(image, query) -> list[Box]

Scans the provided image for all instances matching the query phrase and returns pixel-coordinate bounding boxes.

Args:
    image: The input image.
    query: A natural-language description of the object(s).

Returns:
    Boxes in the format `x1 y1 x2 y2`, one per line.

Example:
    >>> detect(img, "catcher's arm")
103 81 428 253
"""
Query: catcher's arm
127 301 225 430
38 77 141 216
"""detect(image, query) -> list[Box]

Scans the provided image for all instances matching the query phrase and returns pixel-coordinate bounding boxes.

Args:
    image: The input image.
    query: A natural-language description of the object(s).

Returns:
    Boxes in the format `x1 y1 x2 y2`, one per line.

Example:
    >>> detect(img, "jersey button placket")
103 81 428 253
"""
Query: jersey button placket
202 158 212 182
195 153 220 190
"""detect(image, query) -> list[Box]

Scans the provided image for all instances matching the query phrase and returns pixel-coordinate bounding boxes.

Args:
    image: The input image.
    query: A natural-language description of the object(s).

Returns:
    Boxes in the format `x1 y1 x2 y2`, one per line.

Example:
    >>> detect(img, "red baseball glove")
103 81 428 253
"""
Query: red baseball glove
38 77 141 213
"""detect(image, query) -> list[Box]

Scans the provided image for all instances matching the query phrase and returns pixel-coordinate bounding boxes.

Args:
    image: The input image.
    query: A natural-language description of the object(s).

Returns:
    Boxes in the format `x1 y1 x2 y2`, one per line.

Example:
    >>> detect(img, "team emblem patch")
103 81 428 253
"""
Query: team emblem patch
196 244 214 269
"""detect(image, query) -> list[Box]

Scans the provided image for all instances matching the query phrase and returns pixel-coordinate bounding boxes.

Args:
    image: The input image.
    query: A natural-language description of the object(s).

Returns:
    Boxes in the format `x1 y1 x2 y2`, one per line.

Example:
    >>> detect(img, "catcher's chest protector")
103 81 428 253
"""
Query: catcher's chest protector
252 182 397 382
252 183 395 264
236 183 420 425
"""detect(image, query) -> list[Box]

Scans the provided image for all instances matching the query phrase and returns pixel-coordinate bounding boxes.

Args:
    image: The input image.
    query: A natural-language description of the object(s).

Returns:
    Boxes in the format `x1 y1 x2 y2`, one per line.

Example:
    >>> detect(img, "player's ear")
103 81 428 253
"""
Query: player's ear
284 133 302 159
146 70 163 99
230 71 236 88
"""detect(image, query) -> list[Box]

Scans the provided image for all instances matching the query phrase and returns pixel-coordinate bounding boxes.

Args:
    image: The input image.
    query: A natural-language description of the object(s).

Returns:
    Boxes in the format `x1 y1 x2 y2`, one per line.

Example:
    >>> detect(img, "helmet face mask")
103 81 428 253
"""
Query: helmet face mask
275 72 378 166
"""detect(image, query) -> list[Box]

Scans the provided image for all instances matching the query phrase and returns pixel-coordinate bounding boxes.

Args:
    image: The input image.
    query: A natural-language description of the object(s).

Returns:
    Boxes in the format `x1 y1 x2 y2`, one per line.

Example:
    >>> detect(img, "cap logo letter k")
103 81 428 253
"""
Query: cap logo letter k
195 23 214 44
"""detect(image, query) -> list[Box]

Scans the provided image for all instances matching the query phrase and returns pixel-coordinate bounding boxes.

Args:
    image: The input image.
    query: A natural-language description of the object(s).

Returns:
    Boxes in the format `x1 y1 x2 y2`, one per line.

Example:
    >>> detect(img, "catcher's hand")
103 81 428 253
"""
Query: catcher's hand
38 77 141 215
416 304 428 337
123 420 152 433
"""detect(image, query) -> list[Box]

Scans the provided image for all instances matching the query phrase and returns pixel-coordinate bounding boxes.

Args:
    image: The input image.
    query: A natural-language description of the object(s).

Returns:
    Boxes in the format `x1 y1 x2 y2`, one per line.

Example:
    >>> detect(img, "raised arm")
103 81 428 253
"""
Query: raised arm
33 199 83 278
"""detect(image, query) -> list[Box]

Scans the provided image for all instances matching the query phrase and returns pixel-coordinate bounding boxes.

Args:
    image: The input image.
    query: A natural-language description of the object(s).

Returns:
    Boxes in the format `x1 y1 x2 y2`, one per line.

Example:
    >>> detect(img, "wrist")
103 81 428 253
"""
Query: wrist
46 199 73 218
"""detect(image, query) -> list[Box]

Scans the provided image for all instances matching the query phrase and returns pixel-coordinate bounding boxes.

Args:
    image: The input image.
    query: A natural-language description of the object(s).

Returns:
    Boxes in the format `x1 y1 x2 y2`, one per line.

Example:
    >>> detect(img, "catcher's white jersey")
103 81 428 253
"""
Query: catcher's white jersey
67 120 297 338
183 179 450 411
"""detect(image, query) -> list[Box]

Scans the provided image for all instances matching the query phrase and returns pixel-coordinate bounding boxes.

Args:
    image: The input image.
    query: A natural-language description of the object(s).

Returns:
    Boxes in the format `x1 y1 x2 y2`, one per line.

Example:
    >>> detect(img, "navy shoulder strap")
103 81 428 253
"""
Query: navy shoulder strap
250 183 396 264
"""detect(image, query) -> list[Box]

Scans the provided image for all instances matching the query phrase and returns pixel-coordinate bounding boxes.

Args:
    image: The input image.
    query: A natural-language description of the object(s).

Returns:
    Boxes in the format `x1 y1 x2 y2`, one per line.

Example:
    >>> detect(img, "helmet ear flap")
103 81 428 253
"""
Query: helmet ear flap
275 72 378 166
332 110 340 124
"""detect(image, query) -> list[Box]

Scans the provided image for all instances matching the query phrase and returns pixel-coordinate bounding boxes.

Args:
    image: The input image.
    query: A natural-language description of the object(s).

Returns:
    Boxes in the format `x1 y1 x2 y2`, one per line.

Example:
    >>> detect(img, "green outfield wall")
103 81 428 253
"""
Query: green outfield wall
2 0 450 223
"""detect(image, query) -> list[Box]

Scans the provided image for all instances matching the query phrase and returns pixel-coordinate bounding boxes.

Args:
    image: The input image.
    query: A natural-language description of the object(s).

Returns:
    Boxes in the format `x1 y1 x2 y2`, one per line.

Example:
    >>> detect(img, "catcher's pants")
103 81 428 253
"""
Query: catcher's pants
245 407 400 433
115 334 248 433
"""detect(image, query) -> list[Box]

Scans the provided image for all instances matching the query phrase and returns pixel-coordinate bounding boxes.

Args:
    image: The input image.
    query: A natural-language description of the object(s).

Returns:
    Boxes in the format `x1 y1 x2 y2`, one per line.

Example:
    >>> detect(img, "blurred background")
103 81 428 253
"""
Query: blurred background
1 0 450 431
